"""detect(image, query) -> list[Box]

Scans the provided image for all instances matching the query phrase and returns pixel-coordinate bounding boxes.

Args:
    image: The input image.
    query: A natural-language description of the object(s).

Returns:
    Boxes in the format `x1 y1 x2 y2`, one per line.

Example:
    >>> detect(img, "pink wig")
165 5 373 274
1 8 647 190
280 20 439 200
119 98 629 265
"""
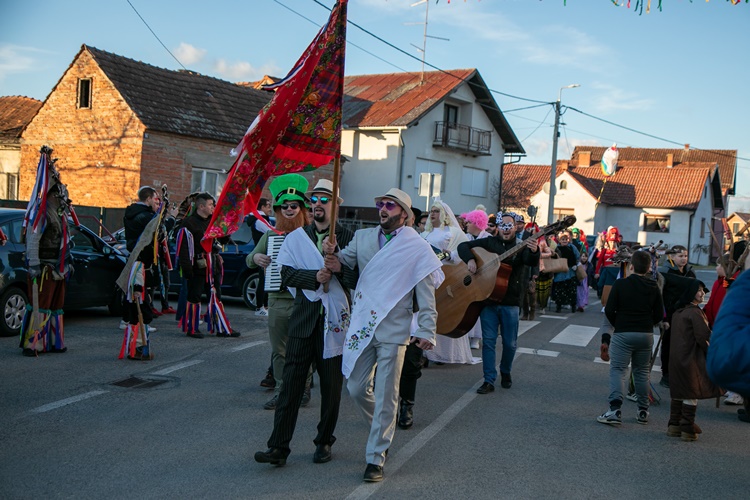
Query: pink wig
461 210 489 231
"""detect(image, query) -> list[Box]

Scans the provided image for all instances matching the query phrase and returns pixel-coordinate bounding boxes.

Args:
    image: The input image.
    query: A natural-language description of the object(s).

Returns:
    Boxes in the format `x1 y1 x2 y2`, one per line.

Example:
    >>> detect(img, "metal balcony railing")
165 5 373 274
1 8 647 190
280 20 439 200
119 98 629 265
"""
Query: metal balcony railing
433 121 492 155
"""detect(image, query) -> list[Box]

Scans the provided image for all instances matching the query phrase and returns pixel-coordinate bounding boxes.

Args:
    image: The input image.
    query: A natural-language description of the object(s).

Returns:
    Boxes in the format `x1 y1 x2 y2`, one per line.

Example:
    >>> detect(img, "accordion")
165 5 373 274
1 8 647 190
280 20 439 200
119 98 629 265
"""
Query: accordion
264 234 285 292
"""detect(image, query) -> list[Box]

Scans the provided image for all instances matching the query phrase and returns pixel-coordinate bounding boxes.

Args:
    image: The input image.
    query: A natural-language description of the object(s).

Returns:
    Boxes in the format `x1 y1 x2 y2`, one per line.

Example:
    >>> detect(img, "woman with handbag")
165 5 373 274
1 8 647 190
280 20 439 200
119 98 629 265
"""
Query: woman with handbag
552 230 580 313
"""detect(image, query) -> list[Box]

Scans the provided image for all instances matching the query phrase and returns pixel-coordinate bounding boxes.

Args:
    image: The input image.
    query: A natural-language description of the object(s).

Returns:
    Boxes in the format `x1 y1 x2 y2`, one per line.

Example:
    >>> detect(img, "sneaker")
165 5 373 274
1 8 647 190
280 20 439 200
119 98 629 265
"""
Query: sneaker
119 320 128 329
597 408 622 425
470 338 480 349
147 325 157 333
636 408 649 425
260 372 276 389
724 393 744 405
625 392 638 402
151 307 163 317
263 395 278 410
161 306 177 314
255 307 268 317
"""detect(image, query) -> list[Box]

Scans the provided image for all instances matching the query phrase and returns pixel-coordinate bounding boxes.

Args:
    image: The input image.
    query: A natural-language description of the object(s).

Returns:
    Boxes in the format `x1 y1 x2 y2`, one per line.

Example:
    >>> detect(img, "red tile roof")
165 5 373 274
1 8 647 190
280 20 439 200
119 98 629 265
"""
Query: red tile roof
570 146 736 195
0 96 42 142
343 69 524 154
501 164 559 208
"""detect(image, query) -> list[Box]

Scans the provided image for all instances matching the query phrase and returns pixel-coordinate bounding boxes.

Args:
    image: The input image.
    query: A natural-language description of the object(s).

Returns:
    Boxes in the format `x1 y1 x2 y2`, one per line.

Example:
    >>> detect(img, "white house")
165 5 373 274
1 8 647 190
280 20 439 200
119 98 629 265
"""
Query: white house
338 69 524 223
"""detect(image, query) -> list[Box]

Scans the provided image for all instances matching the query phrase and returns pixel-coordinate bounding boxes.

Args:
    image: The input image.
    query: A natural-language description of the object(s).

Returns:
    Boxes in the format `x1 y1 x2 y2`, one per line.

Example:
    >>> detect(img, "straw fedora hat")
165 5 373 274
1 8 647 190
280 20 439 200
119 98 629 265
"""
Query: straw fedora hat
307 179 343 204
374 188 413 220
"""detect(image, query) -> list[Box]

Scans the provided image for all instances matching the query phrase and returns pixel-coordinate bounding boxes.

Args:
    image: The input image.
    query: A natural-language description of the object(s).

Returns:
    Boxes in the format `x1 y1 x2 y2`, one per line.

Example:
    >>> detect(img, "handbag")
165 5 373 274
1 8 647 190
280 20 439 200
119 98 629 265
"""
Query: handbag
575 265 587 281
540 257 568 274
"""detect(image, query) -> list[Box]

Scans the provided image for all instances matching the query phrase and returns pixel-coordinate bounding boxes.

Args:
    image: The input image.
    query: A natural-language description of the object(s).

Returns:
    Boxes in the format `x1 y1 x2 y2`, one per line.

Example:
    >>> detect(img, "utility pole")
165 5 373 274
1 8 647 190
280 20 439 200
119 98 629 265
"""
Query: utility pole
546 84 580 224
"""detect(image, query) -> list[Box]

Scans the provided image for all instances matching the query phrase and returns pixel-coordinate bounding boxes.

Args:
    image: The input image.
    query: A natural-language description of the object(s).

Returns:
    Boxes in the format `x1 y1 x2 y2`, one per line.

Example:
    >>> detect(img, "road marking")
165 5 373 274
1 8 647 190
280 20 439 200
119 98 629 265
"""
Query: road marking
30 391 108 414
518 321 540 337
589 299 601 306
516 347 560 357
230 340 267 352
550 325 599 347
539 315 567 319
152 360 204 375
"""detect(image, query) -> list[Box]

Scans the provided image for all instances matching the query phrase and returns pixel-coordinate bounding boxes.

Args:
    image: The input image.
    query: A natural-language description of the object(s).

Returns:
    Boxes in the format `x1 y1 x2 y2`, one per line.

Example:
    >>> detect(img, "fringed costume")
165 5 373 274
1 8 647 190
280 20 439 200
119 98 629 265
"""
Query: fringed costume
20 147 74 357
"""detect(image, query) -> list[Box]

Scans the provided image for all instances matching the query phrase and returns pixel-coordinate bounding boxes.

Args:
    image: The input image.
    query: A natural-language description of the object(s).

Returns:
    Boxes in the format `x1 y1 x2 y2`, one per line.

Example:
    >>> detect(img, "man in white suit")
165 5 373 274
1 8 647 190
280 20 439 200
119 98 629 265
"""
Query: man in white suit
323 188 443 482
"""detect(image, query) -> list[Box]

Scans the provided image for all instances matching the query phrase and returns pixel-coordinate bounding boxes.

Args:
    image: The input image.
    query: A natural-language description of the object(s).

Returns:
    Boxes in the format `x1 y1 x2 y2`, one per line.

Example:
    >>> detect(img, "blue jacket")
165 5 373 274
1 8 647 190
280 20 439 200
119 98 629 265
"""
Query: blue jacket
706 269 750 396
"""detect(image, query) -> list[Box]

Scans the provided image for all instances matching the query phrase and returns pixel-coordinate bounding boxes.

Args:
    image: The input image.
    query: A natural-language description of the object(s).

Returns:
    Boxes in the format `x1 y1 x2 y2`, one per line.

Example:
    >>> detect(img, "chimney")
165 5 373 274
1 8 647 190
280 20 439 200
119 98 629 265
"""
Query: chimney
578 151 591 168
666 153 674 168
684 143 690 151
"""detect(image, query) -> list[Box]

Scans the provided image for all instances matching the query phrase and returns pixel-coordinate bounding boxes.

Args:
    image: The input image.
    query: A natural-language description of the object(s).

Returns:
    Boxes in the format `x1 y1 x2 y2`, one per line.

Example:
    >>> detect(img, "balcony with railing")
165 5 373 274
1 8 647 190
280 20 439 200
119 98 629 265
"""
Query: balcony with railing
433 121 492 156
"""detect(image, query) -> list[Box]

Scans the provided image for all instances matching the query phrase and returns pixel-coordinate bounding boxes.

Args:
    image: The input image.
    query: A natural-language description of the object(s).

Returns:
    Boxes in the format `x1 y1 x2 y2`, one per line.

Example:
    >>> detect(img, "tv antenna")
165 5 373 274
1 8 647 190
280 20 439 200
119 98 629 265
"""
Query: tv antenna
405 0 450 83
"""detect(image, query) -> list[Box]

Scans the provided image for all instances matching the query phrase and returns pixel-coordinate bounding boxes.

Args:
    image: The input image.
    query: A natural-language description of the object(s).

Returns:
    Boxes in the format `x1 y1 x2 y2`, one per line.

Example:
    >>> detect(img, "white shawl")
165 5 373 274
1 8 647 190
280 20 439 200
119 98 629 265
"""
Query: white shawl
276 227 349 358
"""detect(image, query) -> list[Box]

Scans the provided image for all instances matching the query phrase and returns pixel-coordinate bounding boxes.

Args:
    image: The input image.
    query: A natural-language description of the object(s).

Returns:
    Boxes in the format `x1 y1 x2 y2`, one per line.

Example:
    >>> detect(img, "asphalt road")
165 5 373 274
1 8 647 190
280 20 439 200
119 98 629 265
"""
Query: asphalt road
1 279 747 500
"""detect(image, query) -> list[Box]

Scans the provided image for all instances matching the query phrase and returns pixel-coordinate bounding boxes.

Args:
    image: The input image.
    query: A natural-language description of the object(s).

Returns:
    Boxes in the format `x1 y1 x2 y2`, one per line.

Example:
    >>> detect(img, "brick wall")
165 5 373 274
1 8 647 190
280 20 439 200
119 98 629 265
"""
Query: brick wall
21 49 145 208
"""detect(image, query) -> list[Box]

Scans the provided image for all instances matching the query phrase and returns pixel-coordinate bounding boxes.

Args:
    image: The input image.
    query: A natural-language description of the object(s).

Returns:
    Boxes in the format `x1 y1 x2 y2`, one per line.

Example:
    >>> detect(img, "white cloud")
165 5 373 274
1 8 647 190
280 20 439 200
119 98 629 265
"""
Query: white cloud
173 42 206 65
212 59 282 82
0 44 42 77
589 82 654 112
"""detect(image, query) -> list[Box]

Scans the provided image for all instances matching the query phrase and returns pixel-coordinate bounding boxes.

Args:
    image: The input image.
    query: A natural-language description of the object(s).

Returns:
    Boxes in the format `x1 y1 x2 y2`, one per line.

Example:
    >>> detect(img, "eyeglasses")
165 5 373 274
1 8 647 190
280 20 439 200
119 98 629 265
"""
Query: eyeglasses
498 222 515 231
280 203 300 210
376 200 399 211
487 223 496 228
310 195 330 205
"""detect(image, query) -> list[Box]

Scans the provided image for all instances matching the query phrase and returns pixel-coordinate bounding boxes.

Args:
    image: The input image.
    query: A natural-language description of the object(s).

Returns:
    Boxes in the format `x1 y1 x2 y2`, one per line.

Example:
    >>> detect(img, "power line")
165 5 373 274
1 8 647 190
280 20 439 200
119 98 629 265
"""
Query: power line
272 0 409 72
126 0 186 70
520 106 553 144
309 0 550 105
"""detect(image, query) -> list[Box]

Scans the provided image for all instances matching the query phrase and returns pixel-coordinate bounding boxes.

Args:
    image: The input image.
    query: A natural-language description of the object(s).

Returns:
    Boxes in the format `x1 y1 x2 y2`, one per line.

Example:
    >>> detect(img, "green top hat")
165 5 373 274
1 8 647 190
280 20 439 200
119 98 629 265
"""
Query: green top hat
269 174 309 208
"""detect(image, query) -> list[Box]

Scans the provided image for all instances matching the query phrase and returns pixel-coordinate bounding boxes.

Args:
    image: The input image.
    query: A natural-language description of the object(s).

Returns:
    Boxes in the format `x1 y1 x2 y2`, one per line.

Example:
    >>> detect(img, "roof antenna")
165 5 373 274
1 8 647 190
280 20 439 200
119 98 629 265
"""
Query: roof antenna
406 0 449 84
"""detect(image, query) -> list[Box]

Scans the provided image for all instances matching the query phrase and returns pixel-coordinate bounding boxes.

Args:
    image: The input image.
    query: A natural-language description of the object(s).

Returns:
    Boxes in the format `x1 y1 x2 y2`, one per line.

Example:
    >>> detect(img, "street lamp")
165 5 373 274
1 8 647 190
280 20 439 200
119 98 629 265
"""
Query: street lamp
547 83 580 224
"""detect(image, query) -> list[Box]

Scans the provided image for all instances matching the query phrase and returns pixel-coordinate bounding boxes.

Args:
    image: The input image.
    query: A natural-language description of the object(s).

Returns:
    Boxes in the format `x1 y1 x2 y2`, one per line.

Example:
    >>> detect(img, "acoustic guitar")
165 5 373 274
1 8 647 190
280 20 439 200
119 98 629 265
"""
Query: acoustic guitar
435 215 576 338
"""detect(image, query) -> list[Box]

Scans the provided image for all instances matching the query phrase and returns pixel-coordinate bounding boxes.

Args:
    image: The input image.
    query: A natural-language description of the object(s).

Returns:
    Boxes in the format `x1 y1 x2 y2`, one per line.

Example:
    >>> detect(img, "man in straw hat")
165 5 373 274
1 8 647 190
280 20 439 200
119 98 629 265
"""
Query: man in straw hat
254 178 356 467
322 187 443 482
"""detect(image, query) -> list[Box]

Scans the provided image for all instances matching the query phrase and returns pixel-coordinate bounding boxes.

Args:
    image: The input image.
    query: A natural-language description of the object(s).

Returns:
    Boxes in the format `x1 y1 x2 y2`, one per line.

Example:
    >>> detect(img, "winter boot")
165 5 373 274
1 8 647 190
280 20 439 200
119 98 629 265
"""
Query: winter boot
680 403 699 442
398 398 414 429
667 399 682 437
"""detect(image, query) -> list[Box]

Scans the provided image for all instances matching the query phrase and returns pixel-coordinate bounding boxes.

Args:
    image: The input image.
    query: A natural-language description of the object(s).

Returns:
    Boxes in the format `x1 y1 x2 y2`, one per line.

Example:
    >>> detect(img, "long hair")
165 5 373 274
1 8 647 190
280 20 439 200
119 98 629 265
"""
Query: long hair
274 207 307 233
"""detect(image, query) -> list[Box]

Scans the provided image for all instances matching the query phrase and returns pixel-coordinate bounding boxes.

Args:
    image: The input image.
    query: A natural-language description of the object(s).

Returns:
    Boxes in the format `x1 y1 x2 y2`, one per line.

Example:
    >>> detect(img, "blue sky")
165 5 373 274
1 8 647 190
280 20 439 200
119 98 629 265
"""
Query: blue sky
1 0 748 204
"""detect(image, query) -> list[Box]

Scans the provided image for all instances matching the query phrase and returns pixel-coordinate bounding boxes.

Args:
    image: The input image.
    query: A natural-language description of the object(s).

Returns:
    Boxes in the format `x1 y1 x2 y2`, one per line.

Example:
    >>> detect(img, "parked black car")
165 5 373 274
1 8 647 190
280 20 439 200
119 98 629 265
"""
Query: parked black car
0 208 127 337
110 217 261 309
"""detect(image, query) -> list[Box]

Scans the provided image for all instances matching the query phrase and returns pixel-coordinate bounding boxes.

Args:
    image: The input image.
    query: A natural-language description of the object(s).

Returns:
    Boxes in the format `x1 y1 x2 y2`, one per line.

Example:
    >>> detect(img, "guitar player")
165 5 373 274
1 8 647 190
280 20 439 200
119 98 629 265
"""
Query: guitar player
456 212 540 394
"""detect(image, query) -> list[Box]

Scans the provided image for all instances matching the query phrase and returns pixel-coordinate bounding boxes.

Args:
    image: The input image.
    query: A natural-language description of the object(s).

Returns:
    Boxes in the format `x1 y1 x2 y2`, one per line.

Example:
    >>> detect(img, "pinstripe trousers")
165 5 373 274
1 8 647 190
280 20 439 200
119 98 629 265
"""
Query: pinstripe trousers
267 315 344 452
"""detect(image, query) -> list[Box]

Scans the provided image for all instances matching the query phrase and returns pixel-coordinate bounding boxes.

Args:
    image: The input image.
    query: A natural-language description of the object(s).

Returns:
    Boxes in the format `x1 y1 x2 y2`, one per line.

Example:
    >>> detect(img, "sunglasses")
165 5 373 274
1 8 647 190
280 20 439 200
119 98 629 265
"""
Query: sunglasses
376 200 399 211
280 203 300 210
487 223 497 228
498 222 515 231
310 195 330 205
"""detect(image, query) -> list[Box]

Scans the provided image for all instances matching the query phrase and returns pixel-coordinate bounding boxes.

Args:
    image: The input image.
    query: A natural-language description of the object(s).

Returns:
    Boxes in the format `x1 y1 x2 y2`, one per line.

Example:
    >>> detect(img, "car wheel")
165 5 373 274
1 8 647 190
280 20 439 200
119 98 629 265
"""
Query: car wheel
0 286 28 337
243 273 259 309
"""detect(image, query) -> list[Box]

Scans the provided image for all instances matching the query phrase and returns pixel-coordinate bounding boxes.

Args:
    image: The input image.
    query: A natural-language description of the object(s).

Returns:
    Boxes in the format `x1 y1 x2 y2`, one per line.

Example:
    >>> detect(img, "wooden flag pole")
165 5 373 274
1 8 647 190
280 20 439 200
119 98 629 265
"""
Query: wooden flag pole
323 154 341 293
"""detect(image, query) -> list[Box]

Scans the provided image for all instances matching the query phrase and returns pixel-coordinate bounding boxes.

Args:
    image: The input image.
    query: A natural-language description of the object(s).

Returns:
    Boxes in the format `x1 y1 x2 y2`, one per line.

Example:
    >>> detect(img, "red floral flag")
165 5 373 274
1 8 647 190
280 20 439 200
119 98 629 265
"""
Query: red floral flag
203 0 348 250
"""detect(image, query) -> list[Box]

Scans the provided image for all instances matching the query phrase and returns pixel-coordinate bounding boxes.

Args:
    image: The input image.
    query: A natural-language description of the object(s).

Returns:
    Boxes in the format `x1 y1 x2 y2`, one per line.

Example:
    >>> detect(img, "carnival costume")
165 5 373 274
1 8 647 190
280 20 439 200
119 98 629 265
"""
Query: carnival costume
20 147 74 356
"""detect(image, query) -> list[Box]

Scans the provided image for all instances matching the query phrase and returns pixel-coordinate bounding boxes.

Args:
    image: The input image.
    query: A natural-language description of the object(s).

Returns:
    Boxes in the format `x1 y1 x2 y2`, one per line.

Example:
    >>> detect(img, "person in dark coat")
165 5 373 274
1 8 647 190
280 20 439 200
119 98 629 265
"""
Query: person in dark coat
667 279 721 441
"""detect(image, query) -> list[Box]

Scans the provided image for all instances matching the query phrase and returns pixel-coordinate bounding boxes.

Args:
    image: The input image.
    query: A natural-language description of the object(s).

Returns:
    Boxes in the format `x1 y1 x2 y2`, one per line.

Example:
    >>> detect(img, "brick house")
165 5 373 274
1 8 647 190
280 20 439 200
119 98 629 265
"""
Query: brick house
504 145 735 265
20 44 277 210
0 96 42 200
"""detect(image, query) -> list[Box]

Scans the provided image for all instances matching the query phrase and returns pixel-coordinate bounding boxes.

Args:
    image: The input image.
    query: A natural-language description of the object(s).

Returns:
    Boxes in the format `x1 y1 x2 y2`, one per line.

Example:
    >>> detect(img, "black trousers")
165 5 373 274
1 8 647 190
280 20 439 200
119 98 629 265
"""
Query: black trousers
399 342 423 402
268 315 343 452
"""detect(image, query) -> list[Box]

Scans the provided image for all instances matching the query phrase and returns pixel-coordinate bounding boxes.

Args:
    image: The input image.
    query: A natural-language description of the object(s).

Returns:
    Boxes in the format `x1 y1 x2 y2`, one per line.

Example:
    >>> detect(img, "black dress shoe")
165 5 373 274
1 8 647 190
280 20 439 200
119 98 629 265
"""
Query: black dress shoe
363 463 384 482
254 448 289 466
476 382 495 394
313 444 332 464
500 373 512 389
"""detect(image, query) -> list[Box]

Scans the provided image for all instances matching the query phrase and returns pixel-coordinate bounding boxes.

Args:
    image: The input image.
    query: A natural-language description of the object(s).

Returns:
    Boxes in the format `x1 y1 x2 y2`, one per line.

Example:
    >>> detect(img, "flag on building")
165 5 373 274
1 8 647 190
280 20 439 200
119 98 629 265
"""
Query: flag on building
203 0 348 250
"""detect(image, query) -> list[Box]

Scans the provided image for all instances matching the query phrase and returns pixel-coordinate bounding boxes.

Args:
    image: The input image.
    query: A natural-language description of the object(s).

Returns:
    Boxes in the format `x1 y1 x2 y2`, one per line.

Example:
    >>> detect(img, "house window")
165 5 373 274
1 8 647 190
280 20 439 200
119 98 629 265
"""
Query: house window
552 208 574 223
461 166 487 197
733 222 740 235
191 168 226 199
5 173 18 200
77 78 92 109
444 104 458 126
559 180 568 190
644 214 670 233
700 218 706 238
414 158 445 193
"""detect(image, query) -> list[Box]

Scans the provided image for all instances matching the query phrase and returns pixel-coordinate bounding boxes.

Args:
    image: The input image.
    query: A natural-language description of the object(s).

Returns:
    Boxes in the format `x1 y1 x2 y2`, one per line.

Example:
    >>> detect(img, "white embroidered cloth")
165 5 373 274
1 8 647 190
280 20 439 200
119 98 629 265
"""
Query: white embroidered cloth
276 228 349 358
342 227 444 378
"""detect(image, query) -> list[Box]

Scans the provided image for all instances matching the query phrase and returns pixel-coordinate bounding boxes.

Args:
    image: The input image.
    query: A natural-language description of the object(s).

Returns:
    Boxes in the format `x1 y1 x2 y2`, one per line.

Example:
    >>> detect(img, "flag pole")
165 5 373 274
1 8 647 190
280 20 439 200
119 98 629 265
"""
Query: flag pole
324 153 341 293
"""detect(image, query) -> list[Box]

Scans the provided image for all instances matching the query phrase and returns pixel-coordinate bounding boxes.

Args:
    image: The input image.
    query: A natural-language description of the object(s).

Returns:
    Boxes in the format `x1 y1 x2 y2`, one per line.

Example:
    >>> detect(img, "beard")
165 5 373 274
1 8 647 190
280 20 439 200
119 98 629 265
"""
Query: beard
313 207 326 224
380 212 405 232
